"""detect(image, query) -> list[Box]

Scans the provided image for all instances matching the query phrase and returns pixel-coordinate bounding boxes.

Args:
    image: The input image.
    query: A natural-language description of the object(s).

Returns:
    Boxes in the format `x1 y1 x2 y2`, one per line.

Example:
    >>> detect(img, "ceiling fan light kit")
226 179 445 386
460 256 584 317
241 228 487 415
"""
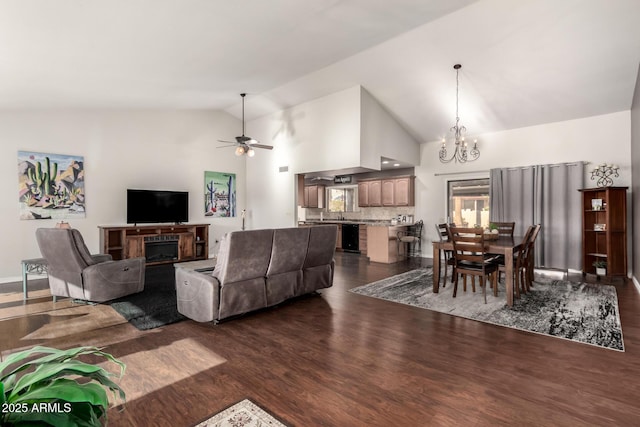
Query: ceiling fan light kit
218 93 273 156
439 64 480 164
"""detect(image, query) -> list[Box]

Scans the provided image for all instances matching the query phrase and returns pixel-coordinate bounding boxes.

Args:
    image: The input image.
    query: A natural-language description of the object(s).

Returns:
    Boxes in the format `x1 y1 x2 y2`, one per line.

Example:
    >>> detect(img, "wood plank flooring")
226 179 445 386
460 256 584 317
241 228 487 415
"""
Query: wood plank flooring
1 253 640 426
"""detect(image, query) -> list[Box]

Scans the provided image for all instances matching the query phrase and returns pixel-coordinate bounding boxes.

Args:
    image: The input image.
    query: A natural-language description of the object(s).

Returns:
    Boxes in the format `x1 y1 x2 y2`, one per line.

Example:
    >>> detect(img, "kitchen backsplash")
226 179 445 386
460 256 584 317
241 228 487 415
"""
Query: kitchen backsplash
304 206 415 222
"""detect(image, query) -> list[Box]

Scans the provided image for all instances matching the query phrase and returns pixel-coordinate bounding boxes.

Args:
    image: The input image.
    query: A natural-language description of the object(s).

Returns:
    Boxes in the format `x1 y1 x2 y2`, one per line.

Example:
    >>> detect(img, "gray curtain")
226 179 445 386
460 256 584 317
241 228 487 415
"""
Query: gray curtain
490 162 584 270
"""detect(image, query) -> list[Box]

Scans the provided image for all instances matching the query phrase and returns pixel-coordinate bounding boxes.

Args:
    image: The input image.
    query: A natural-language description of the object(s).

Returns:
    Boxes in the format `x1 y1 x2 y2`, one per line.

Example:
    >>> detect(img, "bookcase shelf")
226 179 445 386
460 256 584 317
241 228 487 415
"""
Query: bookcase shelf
579 187 627 278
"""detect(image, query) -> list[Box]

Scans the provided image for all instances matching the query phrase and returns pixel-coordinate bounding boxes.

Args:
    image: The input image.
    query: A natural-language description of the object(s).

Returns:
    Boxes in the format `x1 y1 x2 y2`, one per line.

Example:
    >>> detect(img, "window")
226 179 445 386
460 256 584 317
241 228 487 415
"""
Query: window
447 178 489 227
327 186 358 212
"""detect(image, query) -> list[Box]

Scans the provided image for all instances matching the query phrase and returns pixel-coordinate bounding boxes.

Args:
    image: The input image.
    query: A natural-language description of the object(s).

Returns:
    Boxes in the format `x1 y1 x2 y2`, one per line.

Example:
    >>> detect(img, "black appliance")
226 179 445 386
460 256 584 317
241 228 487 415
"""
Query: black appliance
341 223 360 253
127 189 189 224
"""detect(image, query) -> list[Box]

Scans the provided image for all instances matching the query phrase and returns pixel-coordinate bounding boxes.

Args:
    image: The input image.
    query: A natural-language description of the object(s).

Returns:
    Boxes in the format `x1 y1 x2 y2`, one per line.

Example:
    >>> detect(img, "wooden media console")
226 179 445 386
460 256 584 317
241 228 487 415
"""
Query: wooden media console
99 224 209 266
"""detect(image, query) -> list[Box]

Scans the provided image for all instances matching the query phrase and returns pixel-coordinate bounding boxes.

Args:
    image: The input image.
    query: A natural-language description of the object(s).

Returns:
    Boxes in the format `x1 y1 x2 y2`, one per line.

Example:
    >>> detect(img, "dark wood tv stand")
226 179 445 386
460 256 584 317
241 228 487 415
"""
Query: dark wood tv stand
99 224 209 266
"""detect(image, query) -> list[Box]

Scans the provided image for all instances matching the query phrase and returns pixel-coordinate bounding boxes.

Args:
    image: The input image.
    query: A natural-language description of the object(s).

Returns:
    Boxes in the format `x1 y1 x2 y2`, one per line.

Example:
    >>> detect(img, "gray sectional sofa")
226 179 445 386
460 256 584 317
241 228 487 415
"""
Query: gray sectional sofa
175 225 338 322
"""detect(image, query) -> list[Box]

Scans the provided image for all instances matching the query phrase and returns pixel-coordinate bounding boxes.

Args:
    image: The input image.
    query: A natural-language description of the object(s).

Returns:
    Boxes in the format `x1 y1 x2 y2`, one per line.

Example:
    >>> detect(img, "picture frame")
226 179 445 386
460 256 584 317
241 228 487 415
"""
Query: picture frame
594 223 606 231
591 198 603 211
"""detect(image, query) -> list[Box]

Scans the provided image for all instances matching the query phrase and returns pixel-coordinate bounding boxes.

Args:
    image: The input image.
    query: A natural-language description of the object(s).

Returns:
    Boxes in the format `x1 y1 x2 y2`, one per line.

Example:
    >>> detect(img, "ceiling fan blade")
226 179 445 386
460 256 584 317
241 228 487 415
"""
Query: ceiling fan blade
217 139 237 144
216 145 238 149
252 144 274 150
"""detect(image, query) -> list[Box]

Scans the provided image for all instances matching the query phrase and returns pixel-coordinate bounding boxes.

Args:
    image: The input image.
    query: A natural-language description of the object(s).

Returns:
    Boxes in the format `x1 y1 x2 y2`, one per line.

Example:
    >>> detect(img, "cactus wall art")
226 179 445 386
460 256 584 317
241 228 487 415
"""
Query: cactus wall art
204 171 236 217
18 151 86 220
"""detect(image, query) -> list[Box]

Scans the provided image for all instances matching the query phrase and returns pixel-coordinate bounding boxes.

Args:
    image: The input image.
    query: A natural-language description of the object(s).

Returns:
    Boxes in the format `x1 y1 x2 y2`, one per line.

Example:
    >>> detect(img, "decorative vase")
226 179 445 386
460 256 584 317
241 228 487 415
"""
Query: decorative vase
596 267 606 276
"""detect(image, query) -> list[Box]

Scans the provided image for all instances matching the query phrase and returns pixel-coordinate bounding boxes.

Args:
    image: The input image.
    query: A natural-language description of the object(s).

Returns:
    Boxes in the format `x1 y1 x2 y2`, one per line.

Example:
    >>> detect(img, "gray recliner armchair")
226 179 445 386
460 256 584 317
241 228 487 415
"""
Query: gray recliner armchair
35 228 145 302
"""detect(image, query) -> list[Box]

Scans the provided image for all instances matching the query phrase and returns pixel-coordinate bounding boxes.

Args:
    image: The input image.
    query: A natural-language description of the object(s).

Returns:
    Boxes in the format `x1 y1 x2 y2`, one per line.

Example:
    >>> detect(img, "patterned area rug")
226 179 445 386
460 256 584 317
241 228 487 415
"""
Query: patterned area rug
350 268 624 351
194 399 287 427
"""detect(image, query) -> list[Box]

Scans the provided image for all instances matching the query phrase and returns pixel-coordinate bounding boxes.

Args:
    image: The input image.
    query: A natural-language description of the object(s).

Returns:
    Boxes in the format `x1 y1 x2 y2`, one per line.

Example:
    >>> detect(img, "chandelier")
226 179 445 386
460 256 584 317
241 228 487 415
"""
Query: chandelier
439 64 480 163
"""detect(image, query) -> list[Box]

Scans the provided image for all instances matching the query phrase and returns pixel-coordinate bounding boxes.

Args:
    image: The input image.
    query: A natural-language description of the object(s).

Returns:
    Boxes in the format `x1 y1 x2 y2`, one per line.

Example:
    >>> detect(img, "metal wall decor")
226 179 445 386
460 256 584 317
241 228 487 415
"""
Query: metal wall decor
590 163 619 187
439 64 480 164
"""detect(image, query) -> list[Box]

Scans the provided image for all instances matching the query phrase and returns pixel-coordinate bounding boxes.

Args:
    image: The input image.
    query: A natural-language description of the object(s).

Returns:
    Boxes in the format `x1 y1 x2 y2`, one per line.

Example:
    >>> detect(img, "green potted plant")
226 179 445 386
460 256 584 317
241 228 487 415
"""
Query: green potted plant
593 260 607 276
0 345 125 426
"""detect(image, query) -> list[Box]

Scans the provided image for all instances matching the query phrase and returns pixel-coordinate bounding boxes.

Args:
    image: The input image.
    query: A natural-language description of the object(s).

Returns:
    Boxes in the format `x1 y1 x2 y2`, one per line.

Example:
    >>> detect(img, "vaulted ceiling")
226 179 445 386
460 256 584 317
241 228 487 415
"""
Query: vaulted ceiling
2 0 639 143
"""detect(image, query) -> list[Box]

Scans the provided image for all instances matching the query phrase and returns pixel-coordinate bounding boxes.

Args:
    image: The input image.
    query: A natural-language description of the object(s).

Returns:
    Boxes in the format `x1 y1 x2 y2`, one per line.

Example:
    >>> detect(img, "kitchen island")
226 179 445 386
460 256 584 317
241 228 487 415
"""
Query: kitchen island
299 220 410 263
366 223 409 263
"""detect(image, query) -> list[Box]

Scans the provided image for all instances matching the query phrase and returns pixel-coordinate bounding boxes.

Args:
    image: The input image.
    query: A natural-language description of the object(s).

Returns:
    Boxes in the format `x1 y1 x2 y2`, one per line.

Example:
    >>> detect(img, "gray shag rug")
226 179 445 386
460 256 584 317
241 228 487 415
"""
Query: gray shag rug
350 268 624 351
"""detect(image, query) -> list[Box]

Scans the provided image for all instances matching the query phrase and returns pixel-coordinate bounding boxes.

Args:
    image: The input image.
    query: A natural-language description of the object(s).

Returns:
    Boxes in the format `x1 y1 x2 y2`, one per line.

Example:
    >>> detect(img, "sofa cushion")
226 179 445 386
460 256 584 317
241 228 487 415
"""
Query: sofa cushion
303 225 337 268
213 229 274 285
267 227 310 275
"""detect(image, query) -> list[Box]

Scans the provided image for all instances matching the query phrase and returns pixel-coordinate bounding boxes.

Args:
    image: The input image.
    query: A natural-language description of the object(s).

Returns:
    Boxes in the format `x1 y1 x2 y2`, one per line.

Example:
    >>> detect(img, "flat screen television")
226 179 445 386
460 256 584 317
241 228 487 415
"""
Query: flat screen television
127 189 189 224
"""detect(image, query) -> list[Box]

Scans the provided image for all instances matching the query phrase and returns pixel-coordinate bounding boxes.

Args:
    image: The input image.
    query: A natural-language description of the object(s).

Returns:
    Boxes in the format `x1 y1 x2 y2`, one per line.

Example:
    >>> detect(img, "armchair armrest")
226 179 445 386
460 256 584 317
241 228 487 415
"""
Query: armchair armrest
82 257 145 302
175 267 220 322
90 254 113 263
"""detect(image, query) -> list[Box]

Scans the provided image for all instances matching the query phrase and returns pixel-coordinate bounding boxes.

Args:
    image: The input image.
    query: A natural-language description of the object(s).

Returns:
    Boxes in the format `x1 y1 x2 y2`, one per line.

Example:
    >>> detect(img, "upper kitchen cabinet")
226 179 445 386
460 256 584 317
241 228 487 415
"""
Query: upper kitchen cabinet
394 176 415 206
357 180 382 207
360 176 414 207
303 185 325 208
382 177 415 207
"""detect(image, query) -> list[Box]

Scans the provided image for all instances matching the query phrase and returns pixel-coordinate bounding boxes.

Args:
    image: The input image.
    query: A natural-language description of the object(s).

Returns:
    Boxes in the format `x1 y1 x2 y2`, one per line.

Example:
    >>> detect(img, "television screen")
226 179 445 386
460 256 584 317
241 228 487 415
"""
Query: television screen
127 189 189 224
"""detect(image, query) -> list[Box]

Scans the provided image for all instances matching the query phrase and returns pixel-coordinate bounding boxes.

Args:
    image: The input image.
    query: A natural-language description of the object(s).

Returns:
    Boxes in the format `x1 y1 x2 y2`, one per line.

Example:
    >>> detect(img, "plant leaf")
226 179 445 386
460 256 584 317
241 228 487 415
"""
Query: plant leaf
1 346 125 385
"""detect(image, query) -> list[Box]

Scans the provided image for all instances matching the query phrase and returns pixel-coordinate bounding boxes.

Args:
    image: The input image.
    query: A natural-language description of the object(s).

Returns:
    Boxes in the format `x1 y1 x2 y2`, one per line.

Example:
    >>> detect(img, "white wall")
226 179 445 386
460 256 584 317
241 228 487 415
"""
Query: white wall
416 111 632 256
0 109 244 280
631 64 640 286
246 86 421 229
360 87 420 169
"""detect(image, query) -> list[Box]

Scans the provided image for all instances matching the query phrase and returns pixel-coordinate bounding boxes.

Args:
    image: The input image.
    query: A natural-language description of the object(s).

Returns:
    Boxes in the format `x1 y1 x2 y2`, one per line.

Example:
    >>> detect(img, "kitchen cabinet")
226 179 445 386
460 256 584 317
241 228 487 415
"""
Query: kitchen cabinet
382 177 415 207
369 180 382 206
381 179 396 206
357 182 369 207
359 225 368 255
358 181 382 207
303 185 325 208
394 176 415 206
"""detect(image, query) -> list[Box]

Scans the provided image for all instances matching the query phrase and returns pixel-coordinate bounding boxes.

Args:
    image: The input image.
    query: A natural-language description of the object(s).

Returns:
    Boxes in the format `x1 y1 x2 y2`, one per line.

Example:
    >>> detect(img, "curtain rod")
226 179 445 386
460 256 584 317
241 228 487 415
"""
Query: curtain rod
434 161 588 176
434 170 488 177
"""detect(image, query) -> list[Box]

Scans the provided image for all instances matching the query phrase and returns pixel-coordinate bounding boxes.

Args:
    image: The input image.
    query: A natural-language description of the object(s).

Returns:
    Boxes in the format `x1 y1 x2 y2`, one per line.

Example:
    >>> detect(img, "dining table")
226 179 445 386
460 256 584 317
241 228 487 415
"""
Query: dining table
432 235 525 307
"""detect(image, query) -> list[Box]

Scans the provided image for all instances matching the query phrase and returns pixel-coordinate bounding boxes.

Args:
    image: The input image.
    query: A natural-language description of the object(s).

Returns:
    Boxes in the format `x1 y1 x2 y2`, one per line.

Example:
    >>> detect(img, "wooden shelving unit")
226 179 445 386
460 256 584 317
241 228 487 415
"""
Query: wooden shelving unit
99 224 209 266
579 187 627 279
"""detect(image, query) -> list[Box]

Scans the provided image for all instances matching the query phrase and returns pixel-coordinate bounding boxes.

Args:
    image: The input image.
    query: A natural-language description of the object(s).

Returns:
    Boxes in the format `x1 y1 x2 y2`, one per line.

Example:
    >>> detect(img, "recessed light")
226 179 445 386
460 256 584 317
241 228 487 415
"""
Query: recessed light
393 163 400 167
382 160 389 164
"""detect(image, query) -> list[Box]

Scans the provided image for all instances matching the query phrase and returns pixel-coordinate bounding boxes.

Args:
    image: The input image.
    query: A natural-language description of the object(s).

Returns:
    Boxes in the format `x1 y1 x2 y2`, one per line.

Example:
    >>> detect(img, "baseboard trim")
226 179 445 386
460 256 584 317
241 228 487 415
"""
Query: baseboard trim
633 276 640 293
0 276 27 285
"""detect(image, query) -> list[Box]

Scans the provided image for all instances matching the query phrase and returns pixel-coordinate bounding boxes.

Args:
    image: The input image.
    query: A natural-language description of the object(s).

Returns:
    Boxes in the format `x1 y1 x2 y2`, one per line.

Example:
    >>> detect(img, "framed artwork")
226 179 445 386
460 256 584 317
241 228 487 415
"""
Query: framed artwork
204 171 236 217
18 151 86 220
591 198 603 211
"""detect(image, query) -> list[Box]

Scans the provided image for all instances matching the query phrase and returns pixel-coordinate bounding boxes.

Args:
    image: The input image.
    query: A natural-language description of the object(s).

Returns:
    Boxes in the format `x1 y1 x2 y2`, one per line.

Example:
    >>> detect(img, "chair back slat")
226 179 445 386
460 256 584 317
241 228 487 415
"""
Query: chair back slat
491 221 515 236
449 227 485 265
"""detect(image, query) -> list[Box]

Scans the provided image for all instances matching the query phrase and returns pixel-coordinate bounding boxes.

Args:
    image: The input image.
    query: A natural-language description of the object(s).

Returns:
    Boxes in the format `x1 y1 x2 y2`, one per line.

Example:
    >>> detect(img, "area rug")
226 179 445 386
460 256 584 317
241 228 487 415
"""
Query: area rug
350 268 624 351
108 265 186 330
194 399 288 427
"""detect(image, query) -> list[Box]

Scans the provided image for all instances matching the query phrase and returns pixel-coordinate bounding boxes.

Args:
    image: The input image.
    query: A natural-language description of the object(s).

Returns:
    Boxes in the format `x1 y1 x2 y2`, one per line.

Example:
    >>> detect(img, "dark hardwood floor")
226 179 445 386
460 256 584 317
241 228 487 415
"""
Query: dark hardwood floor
1 253 640 426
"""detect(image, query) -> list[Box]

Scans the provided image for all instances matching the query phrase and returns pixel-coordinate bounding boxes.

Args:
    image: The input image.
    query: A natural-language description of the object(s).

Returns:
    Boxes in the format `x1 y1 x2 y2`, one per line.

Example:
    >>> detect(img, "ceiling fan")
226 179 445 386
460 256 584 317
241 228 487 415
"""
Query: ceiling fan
218 93 273 157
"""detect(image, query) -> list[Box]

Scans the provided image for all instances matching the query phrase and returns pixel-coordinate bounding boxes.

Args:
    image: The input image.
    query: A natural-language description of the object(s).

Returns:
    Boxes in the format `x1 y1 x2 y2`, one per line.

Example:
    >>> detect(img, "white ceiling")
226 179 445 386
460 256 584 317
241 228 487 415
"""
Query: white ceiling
1 0 639 144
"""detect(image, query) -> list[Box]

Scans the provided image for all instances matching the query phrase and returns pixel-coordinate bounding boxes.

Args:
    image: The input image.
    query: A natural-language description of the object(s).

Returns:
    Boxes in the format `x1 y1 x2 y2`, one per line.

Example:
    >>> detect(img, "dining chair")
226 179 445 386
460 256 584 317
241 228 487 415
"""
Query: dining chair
522 224 542 292
397 220 423 257
491 221 515 236
449 227 500 304
497 225 536 299
434 223 456 287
